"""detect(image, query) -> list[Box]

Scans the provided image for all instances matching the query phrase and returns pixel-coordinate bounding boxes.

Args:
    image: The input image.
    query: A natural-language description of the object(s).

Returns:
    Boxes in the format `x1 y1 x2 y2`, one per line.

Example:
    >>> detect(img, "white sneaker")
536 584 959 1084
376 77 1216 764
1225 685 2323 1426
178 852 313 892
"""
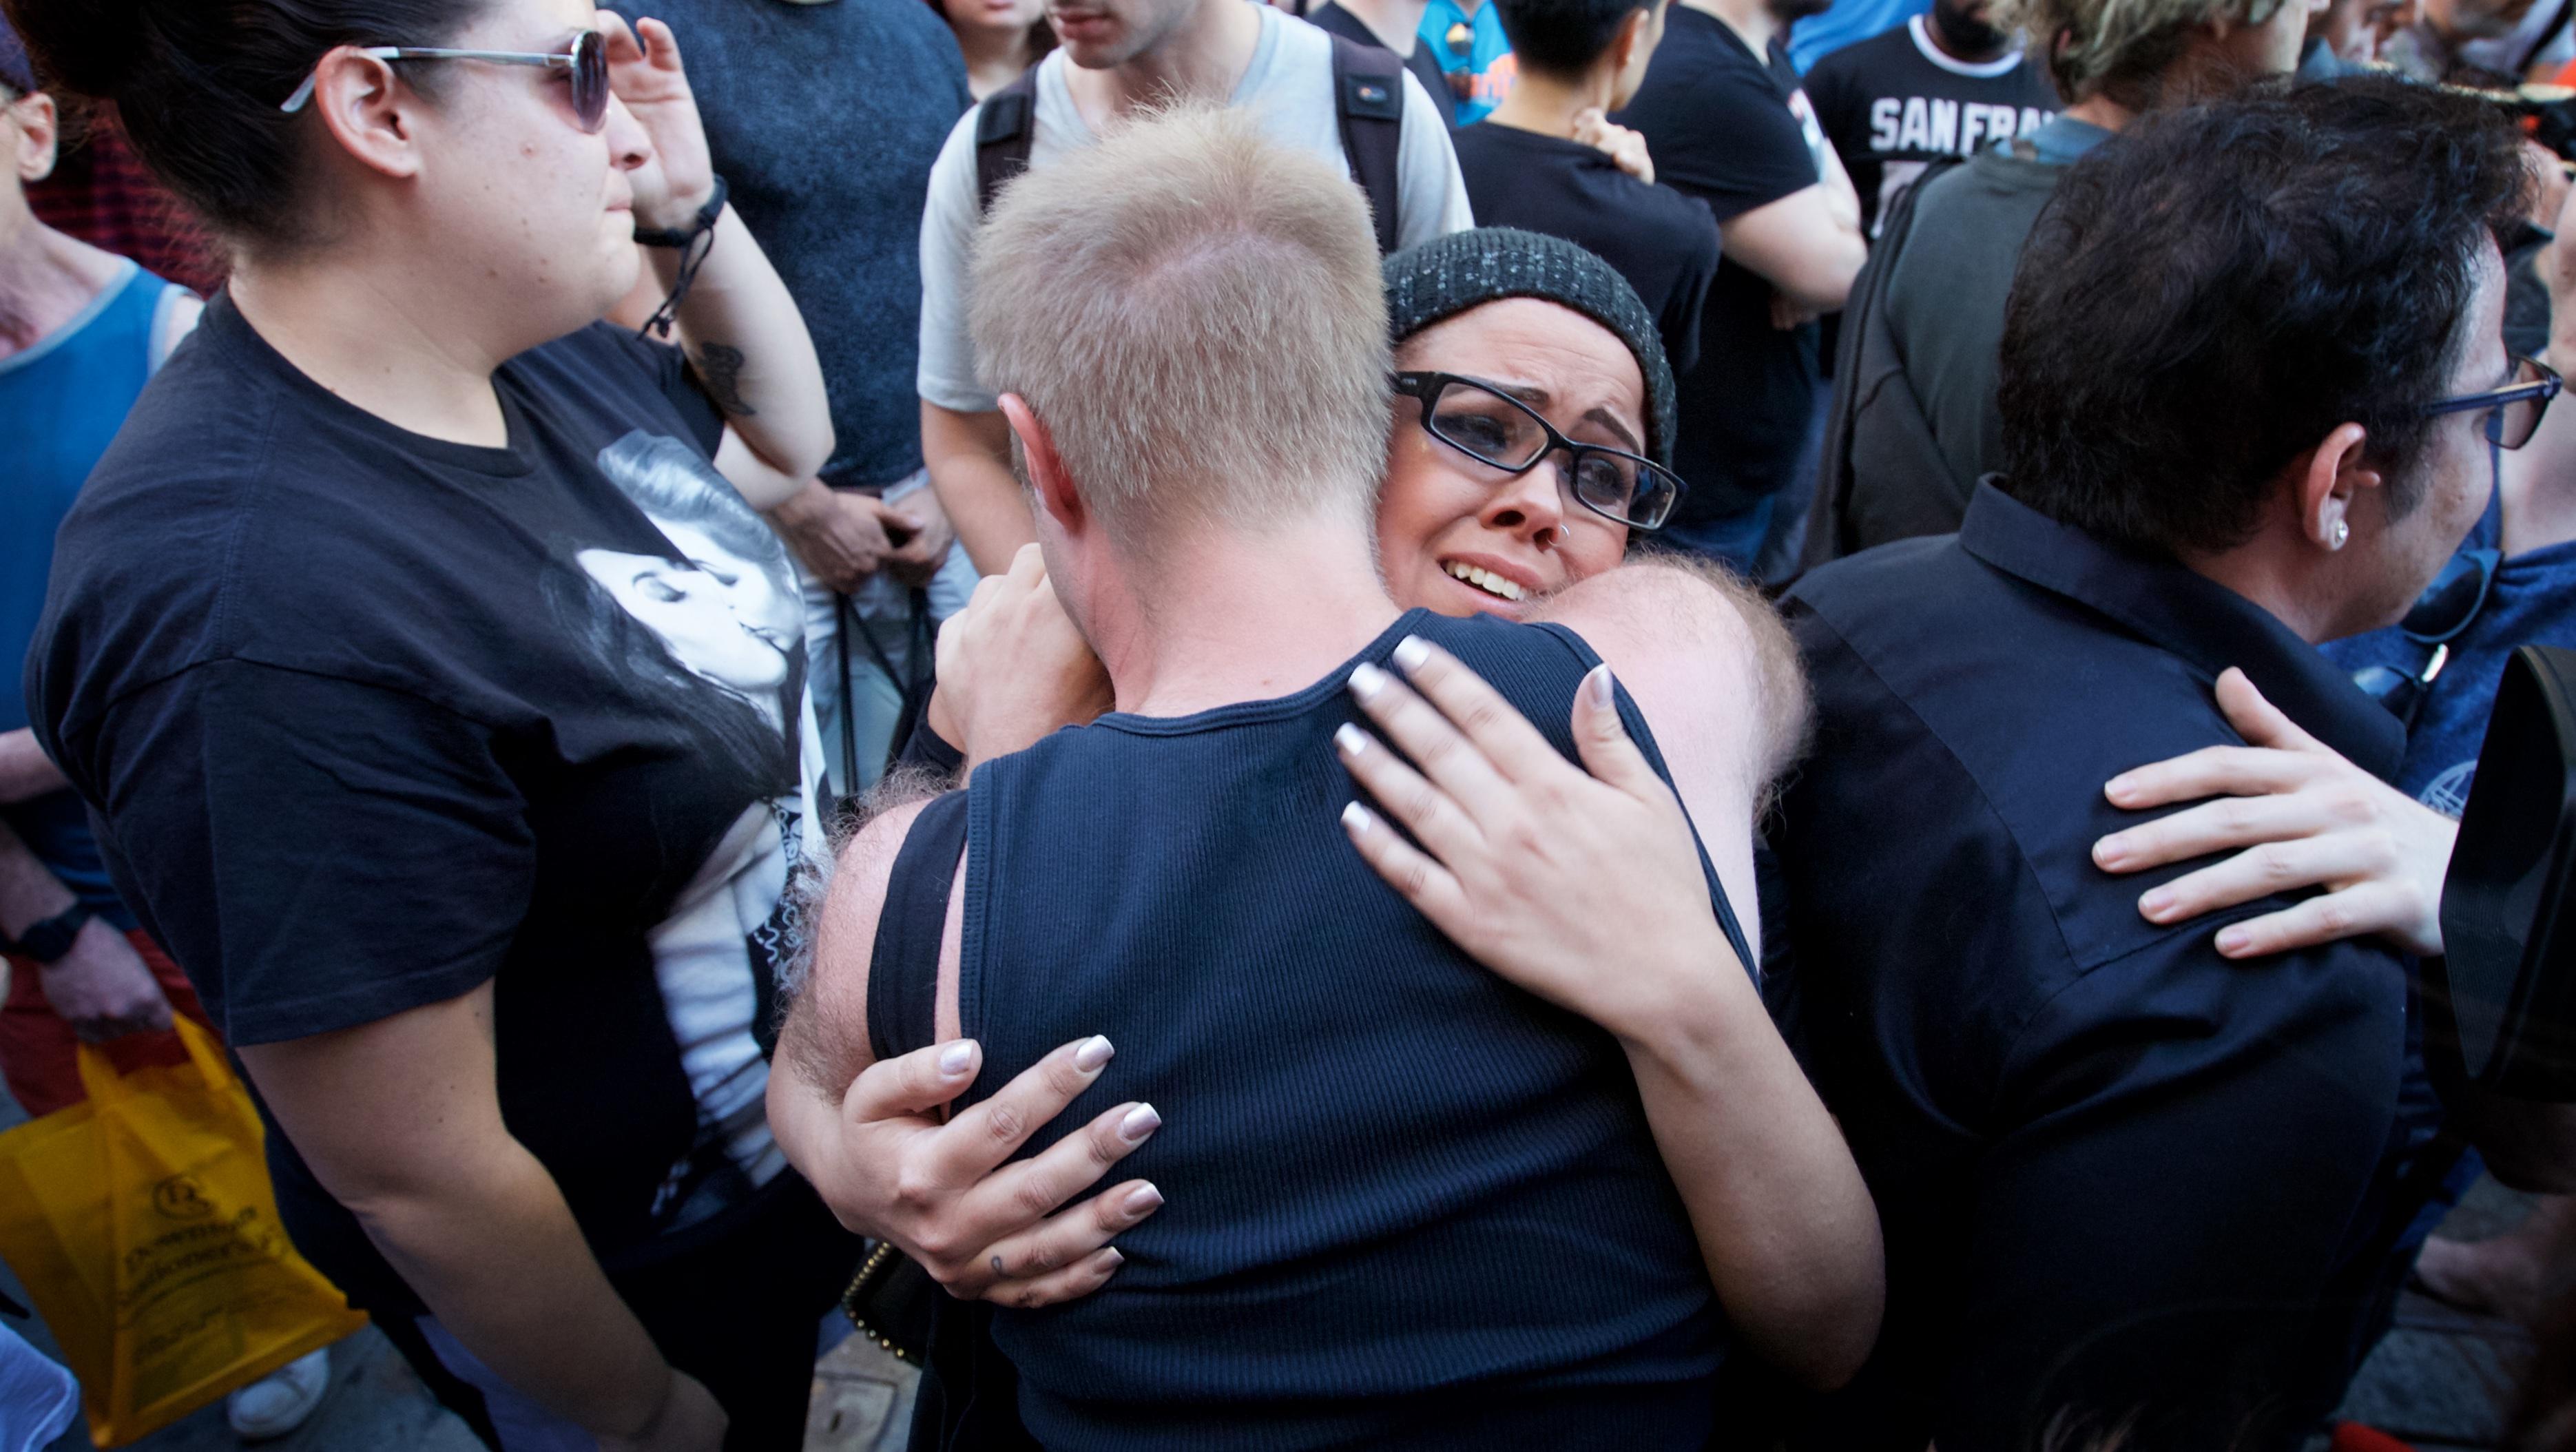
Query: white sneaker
227 1348 332 1442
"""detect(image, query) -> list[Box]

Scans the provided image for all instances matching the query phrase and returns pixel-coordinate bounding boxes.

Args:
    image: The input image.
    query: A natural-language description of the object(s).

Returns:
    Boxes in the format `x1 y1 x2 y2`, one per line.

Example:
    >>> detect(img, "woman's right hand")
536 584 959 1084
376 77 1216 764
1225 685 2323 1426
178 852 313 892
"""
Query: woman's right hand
930 543 1114 772
602 1369 725 1452
782 1035 1166 1307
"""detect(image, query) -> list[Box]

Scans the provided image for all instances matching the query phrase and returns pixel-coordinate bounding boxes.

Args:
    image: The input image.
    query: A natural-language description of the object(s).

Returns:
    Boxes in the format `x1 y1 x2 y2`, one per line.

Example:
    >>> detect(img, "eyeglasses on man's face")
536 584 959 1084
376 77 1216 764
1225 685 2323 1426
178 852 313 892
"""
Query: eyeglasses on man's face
279 30 610 134
2420 353 2561 450
1391 371 1686 532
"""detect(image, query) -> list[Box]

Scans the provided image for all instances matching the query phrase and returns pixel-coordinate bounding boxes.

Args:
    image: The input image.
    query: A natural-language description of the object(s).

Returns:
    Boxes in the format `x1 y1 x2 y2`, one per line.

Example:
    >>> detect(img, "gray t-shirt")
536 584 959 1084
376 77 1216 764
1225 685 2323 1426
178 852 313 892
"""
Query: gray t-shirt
916 4 1475 414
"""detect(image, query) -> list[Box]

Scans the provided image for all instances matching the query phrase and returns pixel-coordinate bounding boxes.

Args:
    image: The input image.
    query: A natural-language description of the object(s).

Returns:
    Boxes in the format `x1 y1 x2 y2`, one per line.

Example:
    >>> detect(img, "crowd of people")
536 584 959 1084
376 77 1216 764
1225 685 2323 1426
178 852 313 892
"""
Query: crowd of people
3 0 2576 1449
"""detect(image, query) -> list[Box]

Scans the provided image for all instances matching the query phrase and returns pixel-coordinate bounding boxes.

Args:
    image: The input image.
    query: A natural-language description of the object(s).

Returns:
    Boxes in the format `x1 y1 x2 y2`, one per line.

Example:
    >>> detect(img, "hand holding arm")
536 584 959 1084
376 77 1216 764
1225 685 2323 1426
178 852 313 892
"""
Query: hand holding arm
881 485 960 590
768 798 1161 1305
1333 639 1880 1389
765 478 894 593
601 14 833 497
2092 667 2453 958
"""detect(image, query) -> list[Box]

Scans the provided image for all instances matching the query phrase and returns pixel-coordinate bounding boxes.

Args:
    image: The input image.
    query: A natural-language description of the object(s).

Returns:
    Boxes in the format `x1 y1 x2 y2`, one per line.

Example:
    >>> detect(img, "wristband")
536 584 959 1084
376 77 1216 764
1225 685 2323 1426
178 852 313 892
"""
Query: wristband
632 176 727 249
9 904 92 966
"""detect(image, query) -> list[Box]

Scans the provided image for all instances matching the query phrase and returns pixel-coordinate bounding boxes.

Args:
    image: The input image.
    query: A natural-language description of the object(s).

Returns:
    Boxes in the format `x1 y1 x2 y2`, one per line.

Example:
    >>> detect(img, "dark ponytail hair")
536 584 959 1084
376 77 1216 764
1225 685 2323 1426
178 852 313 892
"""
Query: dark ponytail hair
0 0 485 251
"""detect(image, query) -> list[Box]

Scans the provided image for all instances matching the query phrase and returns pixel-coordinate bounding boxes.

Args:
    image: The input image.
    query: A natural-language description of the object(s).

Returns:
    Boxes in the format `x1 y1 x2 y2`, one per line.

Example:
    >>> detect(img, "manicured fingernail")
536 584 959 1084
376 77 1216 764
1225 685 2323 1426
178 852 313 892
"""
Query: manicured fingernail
1095 1247 1126 1270
1341 801 1371 836
1074 1035 1115 1072
1392 636 1431 672
2140 887 2173 919
1349 662 1390 700
2106 776 2139 804
2094 839 2127 868
1119 1103 1161 1141
1123 1183 1165 1215
939 1041 977 1075
1334 723 1369 756
1586 664 1616 709
2216 926 2251 955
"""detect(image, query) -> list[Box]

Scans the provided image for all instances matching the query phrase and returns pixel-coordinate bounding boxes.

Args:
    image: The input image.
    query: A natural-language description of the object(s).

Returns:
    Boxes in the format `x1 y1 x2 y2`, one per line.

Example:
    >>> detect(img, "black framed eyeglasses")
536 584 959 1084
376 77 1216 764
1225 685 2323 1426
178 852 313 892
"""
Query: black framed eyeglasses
1391 371 1686 531
2352 546 2504 727
280 30 610 134
2420 354 2562 449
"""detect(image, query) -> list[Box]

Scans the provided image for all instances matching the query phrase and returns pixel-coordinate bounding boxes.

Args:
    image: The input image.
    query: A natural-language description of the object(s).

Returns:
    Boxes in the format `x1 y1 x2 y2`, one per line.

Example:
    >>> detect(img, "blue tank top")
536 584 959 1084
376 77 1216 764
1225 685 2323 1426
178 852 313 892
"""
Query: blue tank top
943 607 1741 1449
3 259 179 927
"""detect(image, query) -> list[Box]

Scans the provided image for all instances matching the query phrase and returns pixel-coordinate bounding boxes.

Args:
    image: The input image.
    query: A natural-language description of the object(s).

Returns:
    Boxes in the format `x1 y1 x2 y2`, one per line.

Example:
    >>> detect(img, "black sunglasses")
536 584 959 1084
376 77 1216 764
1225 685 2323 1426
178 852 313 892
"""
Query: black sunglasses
2352 546 2504 728
2420 353 2562 449
281 30 610 134
1391 371 1685 531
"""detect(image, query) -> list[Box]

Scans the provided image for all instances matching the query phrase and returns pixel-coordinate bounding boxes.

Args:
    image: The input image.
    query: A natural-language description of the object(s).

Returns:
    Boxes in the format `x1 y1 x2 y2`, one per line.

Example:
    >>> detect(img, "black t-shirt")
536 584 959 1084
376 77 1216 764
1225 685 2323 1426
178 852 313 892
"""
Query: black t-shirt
1306 1 1462 127
1448 123 1721 376
1614 10 1831 525
29 293 827 1315
1804 16 2059 236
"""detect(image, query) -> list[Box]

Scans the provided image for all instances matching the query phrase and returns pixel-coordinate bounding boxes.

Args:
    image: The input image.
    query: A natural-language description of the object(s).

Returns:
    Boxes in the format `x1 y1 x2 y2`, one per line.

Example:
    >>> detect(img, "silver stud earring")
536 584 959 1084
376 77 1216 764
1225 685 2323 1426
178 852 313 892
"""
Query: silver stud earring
2329 519 2349 550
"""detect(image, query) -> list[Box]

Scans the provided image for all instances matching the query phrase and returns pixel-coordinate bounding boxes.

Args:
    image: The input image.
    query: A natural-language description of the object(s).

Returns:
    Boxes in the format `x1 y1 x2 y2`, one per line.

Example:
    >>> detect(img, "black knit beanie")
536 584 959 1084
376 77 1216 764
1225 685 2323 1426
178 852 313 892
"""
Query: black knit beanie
1383 227 1678 468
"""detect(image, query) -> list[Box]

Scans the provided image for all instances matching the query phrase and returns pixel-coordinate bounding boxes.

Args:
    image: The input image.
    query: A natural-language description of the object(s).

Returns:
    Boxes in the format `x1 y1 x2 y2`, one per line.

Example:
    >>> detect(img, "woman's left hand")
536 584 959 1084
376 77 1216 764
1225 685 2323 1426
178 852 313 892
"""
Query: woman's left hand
1336 637 1737 1042
2093 667 2457 958
599 13 716 231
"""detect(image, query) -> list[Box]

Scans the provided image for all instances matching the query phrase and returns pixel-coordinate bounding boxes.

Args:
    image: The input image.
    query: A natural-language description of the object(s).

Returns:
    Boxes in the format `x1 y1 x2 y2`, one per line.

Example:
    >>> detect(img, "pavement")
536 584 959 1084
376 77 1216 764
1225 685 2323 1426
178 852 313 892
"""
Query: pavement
0 1069 2536 1452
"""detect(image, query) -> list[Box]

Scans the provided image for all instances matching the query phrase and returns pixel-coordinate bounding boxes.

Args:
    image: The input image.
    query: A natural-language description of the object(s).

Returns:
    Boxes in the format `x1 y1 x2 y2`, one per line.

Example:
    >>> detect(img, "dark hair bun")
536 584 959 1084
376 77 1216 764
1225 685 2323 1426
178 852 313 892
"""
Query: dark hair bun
0 0 151 100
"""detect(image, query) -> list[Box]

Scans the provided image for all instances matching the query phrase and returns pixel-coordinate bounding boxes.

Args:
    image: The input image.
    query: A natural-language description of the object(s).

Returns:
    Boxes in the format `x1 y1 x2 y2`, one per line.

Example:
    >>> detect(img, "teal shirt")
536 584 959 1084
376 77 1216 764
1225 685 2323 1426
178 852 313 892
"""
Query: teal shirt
1416 0 1514 125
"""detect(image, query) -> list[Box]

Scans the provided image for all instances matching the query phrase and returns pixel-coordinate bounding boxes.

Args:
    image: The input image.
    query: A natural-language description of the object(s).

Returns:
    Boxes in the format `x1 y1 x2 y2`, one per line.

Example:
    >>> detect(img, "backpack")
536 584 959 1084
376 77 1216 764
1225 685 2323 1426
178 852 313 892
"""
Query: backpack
971 35 1411 256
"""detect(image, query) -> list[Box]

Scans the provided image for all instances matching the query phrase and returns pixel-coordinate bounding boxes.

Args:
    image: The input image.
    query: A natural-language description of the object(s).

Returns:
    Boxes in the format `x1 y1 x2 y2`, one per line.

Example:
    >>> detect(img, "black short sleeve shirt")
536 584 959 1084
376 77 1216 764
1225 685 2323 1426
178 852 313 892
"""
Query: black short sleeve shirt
1803 17 2059 236
30 293 825 1311
1614 10 1834 522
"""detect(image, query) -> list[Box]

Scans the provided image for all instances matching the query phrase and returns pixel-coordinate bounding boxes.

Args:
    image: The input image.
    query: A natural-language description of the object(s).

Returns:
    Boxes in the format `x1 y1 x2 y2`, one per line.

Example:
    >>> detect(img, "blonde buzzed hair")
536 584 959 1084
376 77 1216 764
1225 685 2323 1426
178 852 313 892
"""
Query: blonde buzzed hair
966 103 1393 548
1994 0 2287 105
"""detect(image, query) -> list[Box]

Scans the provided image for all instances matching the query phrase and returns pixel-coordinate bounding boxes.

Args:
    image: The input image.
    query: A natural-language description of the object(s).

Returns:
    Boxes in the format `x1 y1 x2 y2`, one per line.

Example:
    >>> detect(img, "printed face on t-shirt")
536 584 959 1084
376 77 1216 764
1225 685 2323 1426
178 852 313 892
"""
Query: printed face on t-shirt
576 543 793 703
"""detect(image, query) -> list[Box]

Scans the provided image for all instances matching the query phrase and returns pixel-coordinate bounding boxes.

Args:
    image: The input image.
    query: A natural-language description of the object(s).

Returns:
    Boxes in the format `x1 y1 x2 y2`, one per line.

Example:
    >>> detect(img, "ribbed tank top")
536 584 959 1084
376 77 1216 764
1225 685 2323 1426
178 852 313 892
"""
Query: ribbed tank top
931 608 1747 1449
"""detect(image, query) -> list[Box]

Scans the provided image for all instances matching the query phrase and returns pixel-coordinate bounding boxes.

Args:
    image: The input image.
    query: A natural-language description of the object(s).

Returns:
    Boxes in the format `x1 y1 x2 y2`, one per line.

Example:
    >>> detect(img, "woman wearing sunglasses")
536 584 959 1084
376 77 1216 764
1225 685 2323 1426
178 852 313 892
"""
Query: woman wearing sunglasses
10 0 845 1447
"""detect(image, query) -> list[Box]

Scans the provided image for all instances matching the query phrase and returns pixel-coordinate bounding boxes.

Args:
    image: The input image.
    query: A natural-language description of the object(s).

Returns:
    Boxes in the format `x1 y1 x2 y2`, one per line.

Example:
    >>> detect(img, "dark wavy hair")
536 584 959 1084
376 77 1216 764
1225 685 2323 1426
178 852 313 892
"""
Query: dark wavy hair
1995 76 2529 557
0 0 483 251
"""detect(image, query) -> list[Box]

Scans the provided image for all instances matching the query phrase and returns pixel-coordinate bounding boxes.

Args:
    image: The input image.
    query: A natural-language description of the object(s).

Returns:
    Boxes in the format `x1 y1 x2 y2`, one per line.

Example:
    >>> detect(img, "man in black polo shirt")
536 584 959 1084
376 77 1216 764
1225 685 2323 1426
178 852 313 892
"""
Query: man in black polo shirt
1780 80 2542 1451
1802 0 2059 236
1453 0 1720 372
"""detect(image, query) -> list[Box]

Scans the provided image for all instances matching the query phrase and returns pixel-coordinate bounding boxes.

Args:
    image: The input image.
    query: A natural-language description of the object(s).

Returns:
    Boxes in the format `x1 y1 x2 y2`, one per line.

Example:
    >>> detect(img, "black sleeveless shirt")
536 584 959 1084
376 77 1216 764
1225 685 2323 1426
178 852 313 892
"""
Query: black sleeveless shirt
876 608 1755 1449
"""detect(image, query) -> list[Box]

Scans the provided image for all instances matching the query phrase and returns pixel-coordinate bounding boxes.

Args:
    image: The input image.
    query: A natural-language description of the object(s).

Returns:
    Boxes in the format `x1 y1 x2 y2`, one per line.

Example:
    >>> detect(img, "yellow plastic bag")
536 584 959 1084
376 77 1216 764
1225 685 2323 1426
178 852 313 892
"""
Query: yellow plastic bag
0 1017 366 1446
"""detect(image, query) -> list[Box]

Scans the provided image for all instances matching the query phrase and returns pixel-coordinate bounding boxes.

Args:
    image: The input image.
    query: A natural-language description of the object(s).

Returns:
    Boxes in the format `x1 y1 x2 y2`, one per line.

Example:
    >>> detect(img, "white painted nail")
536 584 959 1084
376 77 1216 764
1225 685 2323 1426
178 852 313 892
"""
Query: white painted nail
938 1041 976 1075
1349 662 1389 699
1341 801 1371 835
1074 1035 1115 1072
1392 636 1431 672
1334 723 1369 755
1119 1103 1161 1141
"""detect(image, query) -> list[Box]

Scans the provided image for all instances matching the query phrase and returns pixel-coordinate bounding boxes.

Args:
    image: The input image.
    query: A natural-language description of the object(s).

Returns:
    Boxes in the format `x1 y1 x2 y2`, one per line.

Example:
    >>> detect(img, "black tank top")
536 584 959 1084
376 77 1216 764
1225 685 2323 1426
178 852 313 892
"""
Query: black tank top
876 608 1756 1449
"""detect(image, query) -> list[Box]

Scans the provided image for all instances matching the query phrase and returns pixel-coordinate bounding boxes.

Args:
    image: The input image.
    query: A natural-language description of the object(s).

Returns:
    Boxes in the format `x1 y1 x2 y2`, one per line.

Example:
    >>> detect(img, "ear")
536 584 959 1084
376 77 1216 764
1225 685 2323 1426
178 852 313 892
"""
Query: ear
999 393 1086 537
2292 420 2379 551
10 92 59 184
1611 6 1653 70
307 47 430 182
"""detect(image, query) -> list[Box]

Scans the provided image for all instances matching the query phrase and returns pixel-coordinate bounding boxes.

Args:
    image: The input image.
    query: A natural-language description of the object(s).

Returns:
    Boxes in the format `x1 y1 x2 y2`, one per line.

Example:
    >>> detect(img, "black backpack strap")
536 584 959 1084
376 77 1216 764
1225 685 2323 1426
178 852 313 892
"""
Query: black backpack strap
1330 36 1407 256
974 68 1043 218
864 789 973 1065
1803 154 1962 572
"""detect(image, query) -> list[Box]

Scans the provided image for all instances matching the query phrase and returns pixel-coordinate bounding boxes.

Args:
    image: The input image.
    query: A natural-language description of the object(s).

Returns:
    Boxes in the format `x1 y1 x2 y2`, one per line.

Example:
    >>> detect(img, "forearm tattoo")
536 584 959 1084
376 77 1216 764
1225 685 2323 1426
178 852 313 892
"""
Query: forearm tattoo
693 342 758 417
